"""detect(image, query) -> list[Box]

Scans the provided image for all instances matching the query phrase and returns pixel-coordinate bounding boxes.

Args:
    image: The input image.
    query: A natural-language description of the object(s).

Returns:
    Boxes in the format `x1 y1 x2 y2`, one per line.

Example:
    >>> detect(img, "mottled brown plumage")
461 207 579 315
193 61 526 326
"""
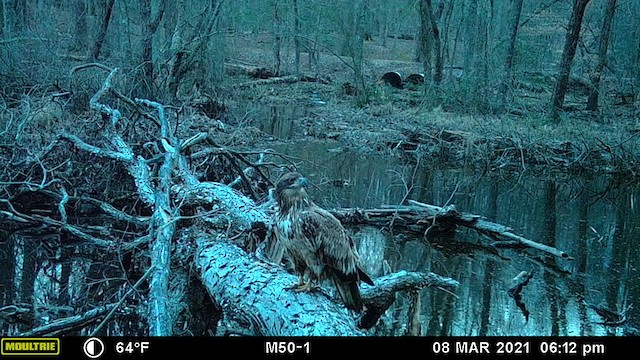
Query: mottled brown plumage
273 172 374 311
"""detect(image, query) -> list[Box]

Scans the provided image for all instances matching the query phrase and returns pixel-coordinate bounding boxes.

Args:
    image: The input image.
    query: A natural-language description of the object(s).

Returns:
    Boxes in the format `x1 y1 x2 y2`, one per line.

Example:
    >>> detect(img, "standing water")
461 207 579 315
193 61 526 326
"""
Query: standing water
270 140 640 336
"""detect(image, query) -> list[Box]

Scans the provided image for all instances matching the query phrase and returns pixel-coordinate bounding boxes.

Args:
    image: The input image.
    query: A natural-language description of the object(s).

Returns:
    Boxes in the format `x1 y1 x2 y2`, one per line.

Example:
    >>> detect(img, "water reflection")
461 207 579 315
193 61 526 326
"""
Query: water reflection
270 141 640 336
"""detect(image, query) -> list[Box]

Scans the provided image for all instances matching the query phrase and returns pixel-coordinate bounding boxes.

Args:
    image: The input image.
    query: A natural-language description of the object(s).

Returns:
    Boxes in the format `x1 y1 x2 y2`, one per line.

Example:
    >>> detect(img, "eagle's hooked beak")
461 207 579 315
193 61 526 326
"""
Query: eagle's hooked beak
294 177 308 188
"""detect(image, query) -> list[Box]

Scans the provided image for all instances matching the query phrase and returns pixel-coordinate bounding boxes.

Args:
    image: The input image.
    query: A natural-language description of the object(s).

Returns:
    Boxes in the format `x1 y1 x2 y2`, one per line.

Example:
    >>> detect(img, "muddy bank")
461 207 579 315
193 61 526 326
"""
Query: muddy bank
218 82 639 178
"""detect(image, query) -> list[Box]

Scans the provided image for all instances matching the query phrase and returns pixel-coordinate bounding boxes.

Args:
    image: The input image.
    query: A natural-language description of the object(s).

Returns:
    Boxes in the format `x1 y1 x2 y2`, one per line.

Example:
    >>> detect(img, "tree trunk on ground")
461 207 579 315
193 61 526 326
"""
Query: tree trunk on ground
197 240 364 335
586 0 617 111
549 0 591 121
499 0 524 110
91 0 116 60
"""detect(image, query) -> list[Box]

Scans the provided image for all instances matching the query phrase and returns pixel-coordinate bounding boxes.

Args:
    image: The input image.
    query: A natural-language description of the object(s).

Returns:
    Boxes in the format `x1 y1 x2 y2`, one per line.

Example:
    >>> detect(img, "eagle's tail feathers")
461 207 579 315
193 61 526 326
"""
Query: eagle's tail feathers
331 275 364 311
358 267 375 286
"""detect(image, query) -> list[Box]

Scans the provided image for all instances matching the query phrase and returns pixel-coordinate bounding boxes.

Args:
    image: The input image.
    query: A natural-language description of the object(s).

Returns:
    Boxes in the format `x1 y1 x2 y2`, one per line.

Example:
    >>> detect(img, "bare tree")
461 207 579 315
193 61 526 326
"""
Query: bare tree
499 0 524 109
418 0 433 76
425 0 442 84
352 0 366 99
73 0 87 51
140 0 167 90
549 0 592 121
165 0 224 99
293 0 301 78
463 0 478 78
586 0 617 111
272 0 282 76
91 0 116 60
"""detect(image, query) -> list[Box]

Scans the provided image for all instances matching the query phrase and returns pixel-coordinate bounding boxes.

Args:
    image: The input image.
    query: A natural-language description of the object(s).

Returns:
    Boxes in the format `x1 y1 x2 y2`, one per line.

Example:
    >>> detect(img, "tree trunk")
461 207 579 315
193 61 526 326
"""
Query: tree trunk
293 0 300 78
0 1 4 36
586 0 617 111
425 0 442 85
449 0 465 80
2 0 13 35
463 0 478 78
417 0 432 75
14 0 27 31
499 0 524 109
140 0 167 91
440 1 453 76
166 0 185 99
352 0 366 101
197 240 364 336
91 0 116 60
272 0 282 76
549 0 591 121
73 0 87 51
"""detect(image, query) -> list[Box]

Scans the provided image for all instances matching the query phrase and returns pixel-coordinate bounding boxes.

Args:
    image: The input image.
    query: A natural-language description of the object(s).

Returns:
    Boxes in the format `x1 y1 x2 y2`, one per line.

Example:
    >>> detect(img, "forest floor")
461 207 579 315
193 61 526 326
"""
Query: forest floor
215 35 640 178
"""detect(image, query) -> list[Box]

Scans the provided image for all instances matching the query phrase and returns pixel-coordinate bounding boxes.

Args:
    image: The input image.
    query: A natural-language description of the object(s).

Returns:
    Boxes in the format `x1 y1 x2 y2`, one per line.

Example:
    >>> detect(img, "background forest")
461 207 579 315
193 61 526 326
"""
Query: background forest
0 0 638 338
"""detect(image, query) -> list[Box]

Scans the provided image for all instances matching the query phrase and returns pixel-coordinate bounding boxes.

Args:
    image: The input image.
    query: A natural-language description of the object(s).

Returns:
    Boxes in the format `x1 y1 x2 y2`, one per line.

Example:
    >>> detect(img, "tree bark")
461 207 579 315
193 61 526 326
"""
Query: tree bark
424 0 442 84
293 0 301 78
549 0 591 121
166 0 185 99
463 0 478 78
140 0 167 90
586 0 617 111
2 0 13 35
417 0 432 75
14 0 27 31
73 0 87 51
197 239 458 335
272 0 282 76
352 0 366 99
91 0 116 60
499 0 524 109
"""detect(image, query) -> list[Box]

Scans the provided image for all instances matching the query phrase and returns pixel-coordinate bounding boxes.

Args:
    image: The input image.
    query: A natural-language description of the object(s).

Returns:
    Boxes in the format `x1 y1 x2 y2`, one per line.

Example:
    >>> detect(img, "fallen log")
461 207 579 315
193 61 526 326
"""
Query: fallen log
330 200 572 261
234 75 299 89
197 238 459 335
224 62 272 78
233 74 330 89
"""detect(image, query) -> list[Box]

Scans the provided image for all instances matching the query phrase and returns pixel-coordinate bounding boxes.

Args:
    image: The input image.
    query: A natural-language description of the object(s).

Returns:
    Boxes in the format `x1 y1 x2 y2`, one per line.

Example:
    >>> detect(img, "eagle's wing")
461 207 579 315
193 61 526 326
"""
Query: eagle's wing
300 207 359 277
299 206 374 310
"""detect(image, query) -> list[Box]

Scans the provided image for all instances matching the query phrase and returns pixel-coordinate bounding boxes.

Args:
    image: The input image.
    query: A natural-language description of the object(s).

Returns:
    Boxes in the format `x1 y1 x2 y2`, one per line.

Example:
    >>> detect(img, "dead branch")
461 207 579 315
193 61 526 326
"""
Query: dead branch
18 304 117 336
91 266 155 335
331 200 572 261
358 270 459 330
234 75 299 88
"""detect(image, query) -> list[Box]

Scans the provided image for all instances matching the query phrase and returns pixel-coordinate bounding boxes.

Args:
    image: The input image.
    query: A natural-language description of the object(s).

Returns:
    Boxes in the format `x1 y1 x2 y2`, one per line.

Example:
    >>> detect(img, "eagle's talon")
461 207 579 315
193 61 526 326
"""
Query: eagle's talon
293 282 314 292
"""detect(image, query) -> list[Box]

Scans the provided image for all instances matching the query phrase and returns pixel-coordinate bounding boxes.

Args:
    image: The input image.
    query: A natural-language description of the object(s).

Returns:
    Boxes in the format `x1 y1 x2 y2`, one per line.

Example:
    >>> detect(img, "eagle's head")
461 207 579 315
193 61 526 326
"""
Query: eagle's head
274 172 311 211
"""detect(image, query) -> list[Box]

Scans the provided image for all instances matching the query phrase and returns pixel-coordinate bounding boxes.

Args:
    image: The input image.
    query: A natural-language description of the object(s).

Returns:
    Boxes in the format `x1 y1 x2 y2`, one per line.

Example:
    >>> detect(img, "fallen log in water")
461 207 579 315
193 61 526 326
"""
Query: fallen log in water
330 200 572 261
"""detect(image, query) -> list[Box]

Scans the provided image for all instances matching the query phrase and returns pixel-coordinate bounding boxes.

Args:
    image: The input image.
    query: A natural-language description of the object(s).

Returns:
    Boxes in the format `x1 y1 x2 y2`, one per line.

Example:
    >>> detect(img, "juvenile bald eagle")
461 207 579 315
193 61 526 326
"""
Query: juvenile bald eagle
273 172 374 311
